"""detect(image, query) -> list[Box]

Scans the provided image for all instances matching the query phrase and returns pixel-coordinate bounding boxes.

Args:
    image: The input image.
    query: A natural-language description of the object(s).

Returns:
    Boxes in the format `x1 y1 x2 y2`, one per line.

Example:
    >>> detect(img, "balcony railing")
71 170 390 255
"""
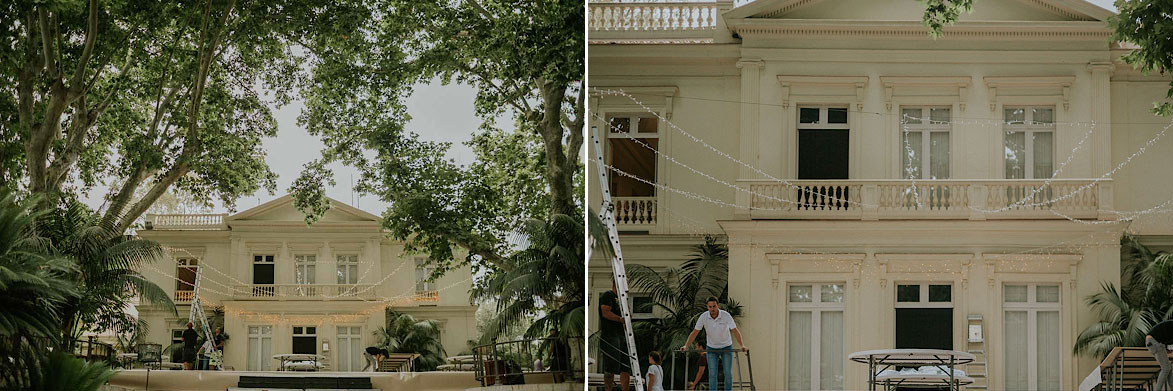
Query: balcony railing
588 1 730 41
231 284 376 300
613 196 658 226
415 290 440 303
175 290 194 303
145 213 228 230
735 179 1112 220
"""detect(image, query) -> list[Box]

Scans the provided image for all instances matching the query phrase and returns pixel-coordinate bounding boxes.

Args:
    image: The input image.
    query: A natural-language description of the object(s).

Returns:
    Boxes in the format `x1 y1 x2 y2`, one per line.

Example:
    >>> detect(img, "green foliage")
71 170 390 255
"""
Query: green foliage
0 191 80 387
472 214 586 341
375 311 447 371
1075 235 1173 357
25 352 115 391
290 0 585 275
33 196 175 343
0 192 78 340
624 237 742 381
1110 1 1173 116
0 0 372 233
917 0 973 37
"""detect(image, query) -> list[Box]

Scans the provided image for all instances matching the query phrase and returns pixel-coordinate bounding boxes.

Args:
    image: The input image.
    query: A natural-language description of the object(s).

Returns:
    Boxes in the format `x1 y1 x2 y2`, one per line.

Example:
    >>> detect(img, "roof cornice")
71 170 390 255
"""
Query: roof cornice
727 19 1111 41
723 0 1113 21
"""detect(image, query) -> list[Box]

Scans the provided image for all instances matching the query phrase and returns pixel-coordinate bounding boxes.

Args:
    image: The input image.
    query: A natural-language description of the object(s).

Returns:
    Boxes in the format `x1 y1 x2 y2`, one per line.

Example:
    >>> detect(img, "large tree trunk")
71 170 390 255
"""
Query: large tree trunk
537 80 579 216
25 1 99 198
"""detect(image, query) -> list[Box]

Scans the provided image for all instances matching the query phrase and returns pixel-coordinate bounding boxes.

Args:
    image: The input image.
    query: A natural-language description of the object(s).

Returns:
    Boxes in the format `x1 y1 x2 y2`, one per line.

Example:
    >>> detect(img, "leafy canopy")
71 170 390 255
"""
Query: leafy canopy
290 0 584 277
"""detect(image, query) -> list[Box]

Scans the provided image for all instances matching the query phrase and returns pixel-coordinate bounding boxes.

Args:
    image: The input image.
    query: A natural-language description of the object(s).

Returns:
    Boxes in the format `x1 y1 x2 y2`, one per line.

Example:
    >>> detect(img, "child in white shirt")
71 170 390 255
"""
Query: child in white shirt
647 351 665 391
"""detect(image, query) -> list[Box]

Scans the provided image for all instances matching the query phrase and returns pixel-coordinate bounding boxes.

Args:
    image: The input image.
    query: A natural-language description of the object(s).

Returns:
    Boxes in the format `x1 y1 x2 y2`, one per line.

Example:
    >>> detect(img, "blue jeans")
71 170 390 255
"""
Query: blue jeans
707 345 733 391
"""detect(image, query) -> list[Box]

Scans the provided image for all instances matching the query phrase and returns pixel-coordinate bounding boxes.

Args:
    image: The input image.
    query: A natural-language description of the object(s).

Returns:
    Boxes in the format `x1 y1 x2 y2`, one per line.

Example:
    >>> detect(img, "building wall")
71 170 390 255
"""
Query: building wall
135 201 477 371
588 4 1173 390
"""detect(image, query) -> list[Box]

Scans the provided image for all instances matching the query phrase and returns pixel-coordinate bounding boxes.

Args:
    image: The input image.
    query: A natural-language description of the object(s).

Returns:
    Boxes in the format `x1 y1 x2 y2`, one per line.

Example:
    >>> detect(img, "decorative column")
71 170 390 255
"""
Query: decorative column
735 59 763 219
737 59 763 178
1087 62 1114 177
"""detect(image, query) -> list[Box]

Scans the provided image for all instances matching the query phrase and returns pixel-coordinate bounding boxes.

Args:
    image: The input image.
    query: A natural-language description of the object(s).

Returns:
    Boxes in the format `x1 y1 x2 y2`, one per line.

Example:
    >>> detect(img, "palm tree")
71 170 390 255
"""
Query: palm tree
33 197 175 346
25 352 116 391
0 191 118 390
375 311 448 371
1075 235 1173 357
473 214 585 340
625 236 742 385
0 192 80 386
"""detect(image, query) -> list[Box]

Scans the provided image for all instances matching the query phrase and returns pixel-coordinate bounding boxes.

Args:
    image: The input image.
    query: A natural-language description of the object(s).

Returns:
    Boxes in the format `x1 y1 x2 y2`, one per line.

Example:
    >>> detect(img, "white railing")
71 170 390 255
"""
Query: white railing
174 290 194 303
614 196 658 226
736 179 1111 220
589 2 722 32
232 284 377 300
415 290 439 303
146 213 228 230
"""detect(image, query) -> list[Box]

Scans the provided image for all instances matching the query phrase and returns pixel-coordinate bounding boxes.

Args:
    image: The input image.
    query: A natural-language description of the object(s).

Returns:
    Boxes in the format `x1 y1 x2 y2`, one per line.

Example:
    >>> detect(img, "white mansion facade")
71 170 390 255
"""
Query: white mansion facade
588 0 1173 390
134 195 476 371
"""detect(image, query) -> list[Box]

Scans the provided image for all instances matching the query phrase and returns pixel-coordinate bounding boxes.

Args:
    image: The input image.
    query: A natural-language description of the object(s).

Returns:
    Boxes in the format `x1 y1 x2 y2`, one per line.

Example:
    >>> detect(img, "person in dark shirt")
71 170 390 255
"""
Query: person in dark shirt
363 346 389 371
1148 320 1173 391
690 351 708 390
599 280 631 391
182 322 199 370
548 328 571 383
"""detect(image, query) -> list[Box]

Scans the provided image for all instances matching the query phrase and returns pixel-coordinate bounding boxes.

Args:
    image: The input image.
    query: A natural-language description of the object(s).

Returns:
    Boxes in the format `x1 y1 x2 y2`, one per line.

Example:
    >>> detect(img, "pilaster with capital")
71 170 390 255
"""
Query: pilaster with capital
1088 62 1114 177
737 59 764 180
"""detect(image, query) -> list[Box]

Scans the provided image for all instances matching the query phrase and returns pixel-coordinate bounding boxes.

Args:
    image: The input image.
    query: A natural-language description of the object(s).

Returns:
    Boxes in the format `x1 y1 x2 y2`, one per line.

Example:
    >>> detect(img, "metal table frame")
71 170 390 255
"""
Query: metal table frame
273 353 324 372
849 349 975 391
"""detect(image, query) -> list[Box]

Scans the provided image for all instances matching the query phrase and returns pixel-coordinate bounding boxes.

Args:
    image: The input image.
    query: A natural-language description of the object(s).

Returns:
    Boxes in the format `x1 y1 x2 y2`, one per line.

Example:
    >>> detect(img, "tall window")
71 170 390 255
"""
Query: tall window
292 326 317 355
294 255 316 284
797 106 850 180
787 283 845 390
247 325 273 371
895 283 953 350
900 106 952 179
336 255 359 284
1004 107 1055 179
175 258 199 301
252 255 275 297
1004 284 1061 391
415 257 437 302
606 115 658 197
337 326 363 371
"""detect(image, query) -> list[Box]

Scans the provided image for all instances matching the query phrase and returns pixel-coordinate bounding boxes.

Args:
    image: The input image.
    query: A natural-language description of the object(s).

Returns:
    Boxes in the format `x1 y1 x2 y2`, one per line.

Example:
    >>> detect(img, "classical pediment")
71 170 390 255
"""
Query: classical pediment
726 0 1112 22
227 194 380 223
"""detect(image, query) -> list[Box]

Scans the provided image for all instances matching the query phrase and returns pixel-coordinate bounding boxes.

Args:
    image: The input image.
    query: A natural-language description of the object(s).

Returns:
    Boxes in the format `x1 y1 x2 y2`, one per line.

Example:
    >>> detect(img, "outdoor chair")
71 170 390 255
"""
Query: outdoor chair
136 343 162 369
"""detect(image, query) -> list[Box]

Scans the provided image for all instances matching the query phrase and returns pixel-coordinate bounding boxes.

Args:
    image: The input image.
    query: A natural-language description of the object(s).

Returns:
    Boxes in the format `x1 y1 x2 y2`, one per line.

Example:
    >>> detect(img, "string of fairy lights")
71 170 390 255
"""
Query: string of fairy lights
593 87 1118 210
595 86 1171 213
591 87 1173 223
163 246 414 300
589 86 1173 282
141 246 471 325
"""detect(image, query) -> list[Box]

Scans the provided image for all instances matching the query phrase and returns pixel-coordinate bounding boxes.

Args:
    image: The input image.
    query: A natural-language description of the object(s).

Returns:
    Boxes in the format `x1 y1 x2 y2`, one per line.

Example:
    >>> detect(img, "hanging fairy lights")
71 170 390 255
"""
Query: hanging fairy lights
591 87 1173 222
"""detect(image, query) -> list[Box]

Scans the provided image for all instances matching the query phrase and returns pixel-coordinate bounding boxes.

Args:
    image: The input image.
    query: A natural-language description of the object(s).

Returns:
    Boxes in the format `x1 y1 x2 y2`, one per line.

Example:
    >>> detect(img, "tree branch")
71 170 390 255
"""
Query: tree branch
69 0 99 92
101 166 149 229
114 164 188 234
565 86 584 172
37 7 57 78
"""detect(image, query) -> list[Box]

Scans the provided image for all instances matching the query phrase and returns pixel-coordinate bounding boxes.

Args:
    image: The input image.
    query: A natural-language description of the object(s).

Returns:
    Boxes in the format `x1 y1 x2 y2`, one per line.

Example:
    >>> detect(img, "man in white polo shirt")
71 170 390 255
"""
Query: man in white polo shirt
680 296 746 391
